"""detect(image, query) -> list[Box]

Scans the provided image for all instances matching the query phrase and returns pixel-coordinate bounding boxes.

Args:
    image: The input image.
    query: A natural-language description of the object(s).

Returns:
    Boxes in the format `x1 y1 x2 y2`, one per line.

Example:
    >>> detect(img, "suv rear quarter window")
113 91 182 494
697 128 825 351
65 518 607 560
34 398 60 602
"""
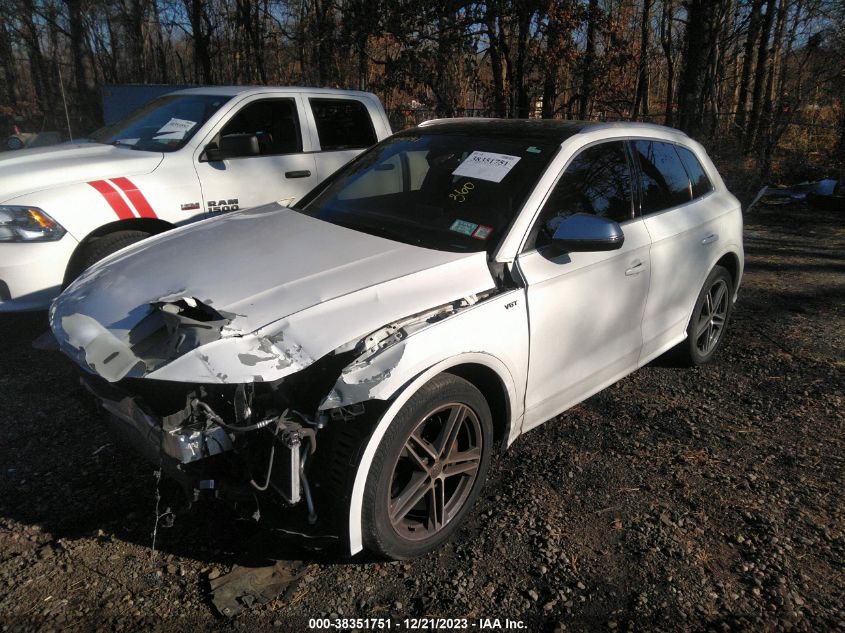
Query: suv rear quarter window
310 98 377 151
633 140 692 214
675 145 714 199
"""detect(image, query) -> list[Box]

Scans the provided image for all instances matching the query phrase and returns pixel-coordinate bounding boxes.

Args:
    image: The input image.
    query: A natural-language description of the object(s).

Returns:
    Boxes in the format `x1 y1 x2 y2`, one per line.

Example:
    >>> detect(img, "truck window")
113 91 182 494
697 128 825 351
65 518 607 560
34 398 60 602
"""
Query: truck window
219 99 302 155
309 98 377 150
88 94 230 152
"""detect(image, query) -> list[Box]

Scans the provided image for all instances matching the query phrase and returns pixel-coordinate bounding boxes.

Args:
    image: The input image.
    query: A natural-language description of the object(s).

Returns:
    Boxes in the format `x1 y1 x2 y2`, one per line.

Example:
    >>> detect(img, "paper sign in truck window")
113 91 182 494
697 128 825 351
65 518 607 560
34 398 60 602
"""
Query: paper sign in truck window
154 118 197 139
452 151 521 183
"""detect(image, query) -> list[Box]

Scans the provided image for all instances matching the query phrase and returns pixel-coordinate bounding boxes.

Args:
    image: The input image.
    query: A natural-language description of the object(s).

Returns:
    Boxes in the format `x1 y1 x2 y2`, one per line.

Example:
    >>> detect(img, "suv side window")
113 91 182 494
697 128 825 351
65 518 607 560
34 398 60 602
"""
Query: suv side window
525 141 634 251
632 140 692 214
219 99 302 155
675 145 714 199
310 98 377 150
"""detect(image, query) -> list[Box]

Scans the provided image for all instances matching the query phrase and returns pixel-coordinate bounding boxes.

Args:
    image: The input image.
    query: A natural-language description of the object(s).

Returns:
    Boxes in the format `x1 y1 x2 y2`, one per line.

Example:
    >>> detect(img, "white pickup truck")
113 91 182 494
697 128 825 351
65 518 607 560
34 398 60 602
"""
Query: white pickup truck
0 86 391 311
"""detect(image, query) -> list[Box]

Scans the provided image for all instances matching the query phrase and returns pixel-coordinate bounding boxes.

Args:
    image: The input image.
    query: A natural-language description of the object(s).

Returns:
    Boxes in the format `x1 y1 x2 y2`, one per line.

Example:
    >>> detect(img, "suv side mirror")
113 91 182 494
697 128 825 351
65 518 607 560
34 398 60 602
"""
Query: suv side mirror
551 213 624 252
202 134 260 161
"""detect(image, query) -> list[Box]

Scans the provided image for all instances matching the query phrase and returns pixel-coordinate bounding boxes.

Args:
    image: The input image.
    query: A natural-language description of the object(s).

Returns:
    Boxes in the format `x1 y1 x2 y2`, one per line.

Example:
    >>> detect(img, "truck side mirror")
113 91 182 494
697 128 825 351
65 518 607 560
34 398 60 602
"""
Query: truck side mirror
202 134 260 161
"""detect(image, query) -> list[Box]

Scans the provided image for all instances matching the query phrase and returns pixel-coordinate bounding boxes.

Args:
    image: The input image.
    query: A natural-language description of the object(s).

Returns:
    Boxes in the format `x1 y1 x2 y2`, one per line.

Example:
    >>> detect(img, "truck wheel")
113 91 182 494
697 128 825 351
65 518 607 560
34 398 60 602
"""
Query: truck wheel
70 230 150 282
361 373 493 559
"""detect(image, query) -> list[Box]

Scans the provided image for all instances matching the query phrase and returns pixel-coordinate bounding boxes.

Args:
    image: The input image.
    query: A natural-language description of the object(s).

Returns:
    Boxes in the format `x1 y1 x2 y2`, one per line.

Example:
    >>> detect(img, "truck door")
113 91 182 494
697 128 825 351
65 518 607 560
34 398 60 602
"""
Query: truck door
301 95 380 181
193 96 319 215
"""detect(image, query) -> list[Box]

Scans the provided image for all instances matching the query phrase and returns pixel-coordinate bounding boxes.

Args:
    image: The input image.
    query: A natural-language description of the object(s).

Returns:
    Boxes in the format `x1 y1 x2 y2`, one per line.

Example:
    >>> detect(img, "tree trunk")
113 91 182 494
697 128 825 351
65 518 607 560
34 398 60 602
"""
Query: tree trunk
513 3 533 118
18 0 51 124
743 0 776 152
633 0 652 119
186 0 213 84
127 0 146 82
151 0 169 83
312 0 335 85
578 0 599 120
541 0 569 119
484 4 507 117
0 14 19 106
677 0 720 136
659 0 675 126
735 0 764 134
758 0 786 155
67 0 101 129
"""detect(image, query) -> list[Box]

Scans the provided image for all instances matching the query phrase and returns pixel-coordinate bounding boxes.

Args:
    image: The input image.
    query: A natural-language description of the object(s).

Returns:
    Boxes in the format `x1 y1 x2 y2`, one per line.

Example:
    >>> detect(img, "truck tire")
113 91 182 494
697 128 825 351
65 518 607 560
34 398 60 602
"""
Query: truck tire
72 230 151 281
361 373 493 559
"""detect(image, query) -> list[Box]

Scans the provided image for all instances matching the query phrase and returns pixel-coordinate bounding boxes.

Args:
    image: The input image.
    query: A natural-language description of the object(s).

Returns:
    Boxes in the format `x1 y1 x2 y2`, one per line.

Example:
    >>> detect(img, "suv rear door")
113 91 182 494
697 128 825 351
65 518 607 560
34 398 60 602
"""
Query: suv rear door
631 139 721 360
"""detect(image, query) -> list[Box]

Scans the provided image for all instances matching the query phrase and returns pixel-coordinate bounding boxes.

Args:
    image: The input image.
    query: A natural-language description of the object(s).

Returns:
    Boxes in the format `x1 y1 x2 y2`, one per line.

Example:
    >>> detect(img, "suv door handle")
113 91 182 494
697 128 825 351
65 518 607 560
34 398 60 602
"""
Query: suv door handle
701 233 719 245
285 170 312 179
625 261 645 276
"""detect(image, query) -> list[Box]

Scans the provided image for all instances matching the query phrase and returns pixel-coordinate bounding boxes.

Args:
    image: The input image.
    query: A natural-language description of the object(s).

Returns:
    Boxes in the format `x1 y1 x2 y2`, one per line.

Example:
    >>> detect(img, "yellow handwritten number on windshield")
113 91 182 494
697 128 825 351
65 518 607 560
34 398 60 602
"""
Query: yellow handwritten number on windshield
448 181 475 203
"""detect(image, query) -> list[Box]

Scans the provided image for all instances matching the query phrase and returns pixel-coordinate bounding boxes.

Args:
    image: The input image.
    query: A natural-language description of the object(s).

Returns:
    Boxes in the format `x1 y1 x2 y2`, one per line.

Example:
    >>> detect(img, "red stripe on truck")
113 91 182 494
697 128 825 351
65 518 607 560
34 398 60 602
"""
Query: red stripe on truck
88 180 135 220
110 177 158 219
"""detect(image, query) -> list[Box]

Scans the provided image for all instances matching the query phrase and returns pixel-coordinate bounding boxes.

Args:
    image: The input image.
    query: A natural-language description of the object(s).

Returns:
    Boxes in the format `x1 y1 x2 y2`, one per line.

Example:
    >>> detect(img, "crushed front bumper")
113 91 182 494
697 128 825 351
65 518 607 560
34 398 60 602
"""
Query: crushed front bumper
79 374 310 509
81 375 233 466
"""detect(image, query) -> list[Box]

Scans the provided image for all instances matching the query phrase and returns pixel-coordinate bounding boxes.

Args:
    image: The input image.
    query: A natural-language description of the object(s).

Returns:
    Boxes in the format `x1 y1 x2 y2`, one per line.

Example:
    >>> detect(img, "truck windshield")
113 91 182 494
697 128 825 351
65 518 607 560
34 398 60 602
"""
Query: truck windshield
87 94 231 152
296 130 559 253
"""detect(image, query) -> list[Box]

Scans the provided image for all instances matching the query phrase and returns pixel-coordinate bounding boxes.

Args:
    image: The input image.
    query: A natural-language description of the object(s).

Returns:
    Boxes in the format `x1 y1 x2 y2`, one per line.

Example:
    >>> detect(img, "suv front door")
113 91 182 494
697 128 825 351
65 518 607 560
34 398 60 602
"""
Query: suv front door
517 141 651 431
194 95 319 215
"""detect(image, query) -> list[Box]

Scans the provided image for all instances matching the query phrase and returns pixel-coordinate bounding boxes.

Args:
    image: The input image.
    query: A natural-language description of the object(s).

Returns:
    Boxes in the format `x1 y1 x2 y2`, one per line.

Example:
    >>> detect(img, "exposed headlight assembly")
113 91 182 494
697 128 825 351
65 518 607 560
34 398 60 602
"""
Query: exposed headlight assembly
0 206 66 242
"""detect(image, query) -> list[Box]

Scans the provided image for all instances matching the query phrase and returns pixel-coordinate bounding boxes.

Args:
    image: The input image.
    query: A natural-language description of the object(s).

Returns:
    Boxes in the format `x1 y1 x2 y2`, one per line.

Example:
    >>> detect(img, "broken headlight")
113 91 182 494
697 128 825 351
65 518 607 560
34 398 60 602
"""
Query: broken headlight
0 206 67 242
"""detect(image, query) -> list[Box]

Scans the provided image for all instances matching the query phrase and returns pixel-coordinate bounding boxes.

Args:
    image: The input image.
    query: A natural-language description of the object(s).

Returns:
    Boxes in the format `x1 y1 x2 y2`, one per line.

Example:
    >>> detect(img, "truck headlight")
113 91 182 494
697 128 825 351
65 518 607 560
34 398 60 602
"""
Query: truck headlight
0 206 67 242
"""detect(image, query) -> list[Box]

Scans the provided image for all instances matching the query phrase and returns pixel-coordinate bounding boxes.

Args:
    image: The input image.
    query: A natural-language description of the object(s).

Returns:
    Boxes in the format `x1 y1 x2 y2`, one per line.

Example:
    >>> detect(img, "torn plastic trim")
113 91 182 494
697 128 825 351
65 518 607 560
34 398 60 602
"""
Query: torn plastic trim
319 290 500 410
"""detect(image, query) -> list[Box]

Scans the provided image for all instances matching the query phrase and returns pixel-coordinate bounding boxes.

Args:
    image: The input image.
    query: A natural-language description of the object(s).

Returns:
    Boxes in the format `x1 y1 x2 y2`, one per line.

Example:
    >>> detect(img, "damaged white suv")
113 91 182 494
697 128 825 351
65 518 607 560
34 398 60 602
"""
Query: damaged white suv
51 119 743 559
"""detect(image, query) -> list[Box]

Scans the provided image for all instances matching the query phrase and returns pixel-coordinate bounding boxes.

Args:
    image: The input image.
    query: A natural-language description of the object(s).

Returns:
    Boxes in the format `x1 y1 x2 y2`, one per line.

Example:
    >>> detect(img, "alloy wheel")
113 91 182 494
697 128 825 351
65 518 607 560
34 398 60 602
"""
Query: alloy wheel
694 278 729 356
387 403 483 541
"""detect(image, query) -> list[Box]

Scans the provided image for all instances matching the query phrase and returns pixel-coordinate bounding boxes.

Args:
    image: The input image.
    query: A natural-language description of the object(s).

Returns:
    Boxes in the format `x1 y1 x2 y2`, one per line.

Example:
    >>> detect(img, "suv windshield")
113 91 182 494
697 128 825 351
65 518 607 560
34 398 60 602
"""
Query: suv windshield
296 130 560 253
88 94 231 152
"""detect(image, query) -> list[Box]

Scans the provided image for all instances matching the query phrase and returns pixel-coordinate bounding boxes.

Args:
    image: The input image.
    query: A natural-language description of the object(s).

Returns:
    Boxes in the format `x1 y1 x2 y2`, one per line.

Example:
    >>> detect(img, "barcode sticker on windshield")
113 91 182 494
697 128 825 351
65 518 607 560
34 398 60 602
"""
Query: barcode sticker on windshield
452 151 521 183
154 118 196 138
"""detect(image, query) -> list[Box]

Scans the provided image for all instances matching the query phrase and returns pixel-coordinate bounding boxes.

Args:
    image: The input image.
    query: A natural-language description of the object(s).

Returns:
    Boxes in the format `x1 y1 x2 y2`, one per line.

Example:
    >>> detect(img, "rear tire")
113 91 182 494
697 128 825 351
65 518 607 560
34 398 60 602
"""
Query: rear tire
673 265 733 366
362 373 493 559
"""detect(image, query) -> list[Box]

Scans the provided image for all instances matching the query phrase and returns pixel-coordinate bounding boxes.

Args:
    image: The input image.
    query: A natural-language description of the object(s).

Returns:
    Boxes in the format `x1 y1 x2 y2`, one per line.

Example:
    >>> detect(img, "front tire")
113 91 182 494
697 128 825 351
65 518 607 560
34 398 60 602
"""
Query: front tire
674 265 733 366
362 373 493 559
67 230 151 285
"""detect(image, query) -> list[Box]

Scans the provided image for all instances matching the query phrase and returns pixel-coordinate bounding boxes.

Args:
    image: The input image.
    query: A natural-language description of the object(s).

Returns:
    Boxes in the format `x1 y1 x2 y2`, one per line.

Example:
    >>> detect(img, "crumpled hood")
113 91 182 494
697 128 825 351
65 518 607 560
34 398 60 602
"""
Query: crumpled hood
51 205 496 384
0 143 163 202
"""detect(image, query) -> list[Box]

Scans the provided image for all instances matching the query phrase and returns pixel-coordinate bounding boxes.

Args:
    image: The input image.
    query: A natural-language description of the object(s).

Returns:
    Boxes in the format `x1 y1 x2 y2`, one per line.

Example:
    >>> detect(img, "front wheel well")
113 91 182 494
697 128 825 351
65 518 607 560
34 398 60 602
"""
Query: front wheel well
64 218 174 286
444 363 511 451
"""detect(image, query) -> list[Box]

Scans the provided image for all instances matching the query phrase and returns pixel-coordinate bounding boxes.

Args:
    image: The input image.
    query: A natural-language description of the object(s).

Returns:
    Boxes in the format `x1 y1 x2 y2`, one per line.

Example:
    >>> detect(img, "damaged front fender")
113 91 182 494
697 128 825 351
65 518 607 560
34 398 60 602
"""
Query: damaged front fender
319 289 529 439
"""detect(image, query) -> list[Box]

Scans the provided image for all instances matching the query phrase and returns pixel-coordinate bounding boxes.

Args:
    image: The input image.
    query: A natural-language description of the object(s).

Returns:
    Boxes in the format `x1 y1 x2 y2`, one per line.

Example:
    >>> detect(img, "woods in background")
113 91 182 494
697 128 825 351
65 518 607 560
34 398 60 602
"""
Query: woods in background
1 0 843 175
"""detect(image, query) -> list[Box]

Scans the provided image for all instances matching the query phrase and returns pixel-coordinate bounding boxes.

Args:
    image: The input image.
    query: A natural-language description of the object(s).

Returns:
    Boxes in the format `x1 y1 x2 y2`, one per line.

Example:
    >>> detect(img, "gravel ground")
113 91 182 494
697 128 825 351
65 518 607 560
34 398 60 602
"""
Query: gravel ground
0 201 842 632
